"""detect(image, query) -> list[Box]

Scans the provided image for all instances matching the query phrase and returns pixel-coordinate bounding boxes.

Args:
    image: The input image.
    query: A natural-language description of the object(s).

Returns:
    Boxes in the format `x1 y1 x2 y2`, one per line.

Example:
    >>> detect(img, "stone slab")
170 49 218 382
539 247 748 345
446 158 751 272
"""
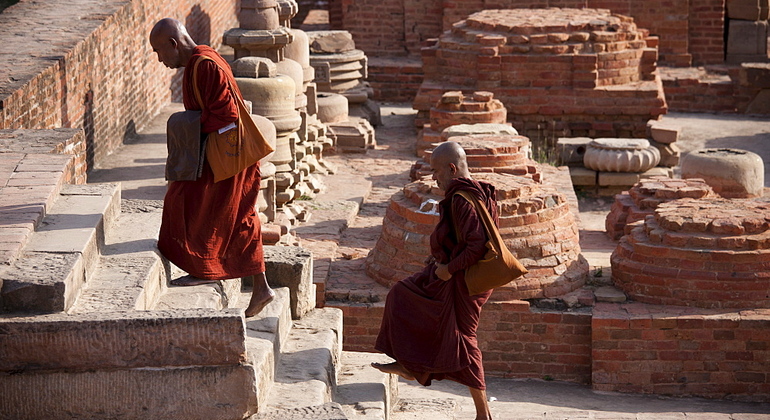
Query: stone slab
336 351 399 420
70 255 165 313
243 287 292 356
0 308 246 372
1 251 84 313
264 246 315 319
594 286 627 303
647 120 680 144
0 183 121 313
726 20 768 56
264 308 343 412
0 364 257 420
556 137 592 165
242 288 291 411
569 166 597 186
255 402 349 420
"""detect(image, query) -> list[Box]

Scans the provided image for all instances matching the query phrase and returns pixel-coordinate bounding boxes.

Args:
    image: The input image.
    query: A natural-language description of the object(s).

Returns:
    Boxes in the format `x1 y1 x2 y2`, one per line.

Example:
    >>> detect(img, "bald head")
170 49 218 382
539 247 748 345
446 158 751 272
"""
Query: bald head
149 18 197 69
430 141 471 192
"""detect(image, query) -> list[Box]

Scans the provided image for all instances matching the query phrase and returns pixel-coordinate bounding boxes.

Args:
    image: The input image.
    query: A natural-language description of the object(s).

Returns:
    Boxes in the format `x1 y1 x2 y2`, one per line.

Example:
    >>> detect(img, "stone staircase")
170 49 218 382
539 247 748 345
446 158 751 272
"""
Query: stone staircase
0 181 398 419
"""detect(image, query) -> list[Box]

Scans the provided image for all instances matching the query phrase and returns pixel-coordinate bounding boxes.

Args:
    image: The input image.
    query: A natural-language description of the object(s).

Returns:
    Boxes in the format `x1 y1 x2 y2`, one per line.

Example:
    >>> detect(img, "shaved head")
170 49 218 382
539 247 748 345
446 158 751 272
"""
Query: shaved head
430 141 471 192
149 18 196 69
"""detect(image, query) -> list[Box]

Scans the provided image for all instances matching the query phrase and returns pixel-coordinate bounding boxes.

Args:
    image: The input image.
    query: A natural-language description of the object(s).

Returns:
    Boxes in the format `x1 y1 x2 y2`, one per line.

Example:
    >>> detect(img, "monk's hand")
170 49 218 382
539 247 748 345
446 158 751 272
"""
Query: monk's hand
435 263 451 281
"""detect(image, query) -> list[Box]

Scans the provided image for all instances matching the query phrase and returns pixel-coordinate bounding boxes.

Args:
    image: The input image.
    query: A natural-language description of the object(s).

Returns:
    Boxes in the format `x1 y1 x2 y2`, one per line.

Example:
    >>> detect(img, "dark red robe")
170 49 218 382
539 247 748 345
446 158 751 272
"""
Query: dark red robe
157 45 265 279
375 177 497 390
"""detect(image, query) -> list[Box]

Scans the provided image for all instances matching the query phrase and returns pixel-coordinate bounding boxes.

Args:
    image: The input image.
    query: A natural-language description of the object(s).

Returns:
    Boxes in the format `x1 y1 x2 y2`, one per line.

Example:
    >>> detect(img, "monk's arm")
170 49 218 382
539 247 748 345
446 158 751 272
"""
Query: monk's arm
446 197 489 275
197 60 238 133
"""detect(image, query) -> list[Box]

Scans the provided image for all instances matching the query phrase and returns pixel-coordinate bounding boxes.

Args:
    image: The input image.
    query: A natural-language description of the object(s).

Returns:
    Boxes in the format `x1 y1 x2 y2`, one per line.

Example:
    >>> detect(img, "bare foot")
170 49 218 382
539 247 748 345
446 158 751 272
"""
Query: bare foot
171 275 218 286
371 361 415 381
245 288 275 317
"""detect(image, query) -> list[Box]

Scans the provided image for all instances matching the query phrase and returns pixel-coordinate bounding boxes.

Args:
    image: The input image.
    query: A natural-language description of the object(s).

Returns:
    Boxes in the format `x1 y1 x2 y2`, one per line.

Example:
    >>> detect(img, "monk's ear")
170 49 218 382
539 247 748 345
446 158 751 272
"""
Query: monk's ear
449 163 457 174
169 37 178 49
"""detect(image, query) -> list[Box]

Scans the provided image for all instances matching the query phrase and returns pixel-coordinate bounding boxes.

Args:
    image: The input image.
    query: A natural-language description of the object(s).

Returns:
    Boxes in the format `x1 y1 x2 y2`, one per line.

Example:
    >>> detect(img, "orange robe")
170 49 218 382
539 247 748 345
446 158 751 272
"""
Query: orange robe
157 45 265 279
375 178 496 390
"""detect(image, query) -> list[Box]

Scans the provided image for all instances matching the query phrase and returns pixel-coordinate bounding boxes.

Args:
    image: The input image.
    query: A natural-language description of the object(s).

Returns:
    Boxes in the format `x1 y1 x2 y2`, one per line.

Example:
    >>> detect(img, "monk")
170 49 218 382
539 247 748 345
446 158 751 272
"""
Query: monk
372 141 496 420
149 18 274 317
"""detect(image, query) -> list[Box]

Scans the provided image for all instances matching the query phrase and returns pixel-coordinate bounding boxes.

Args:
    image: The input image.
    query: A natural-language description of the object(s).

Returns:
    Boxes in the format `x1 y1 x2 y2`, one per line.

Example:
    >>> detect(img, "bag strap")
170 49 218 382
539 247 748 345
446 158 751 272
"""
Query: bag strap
191 55 214 110
452 190 498 245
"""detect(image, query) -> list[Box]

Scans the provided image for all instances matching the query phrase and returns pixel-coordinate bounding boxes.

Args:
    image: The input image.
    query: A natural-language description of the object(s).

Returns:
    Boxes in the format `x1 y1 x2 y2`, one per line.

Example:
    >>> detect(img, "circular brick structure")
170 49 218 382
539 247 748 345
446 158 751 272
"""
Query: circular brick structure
410 134 539 182
417 91 508 156
681 148 765 198
611 197 770 308
365 172 588 301
583 138 661 172
414 8 667 140
605 177 717 240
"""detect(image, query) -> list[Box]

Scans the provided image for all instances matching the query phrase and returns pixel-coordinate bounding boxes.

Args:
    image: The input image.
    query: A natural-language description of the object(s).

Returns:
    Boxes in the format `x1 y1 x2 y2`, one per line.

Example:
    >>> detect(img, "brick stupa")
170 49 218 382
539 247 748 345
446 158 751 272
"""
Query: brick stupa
365 172 588 300
414 8 667 140
612 197 770 309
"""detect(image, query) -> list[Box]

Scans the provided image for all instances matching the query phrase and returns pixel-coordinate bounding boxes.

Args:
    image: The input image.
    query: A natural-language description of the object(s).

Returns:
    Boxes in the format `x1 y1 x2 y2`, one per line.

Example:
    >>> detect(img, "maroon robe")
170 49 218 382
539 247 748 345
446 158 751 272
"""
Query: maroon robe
375 177 497 390
157 45 265 279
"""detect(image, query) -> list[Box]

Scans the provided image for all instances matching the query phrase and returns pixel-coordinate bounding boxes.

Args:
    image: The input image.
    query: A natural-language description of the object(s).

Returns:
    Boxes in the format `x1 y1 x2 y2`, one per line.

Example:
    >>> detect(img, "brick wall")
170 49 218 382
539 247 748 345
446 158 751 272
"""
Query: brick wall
334 299 593 384
593 303 770 401
0 0 239 170
332 0 728 67
479 300 593 383
367 57 424 102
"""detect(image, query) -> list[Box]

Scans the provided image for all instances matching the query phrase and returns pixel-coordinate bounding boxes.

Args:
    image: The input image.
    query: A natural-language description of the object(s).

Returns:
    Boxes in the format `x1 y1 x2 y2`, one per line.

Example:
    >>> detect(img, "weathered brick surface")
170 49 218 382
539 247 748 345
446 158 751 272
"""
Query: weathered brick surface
411 135 538 181
413 9 667 140
605 177 717 240
0 129 86 265
593 302 770 400
365 172 588 300
0 0 239 169
611 198 770 309
416 91 508 155
661 64 770 115
330 0 726 67
480 300 593 383
367 56 424 102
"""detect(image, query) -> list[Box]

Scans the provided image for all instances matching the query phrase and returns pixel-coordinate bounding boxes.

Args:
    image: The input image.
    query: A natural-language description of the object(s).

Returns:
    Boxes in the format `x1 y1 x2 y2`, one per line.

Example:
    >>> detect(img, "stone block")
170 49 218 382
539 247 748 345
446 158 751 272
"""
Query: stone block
307 30 356 54
598 171 642 186
556 137 592 165
569 166 597 186
647 120 680 144
726 20 768 56
336 351 399 419
0 364 257 420
641 167 674 178
264 246 315 319
726 0 762 20
265 308 343 410
681 148 765 198
0 309 246 372
0 183 121 313
650 141 680 167
739 63 770 88
745 89 770 114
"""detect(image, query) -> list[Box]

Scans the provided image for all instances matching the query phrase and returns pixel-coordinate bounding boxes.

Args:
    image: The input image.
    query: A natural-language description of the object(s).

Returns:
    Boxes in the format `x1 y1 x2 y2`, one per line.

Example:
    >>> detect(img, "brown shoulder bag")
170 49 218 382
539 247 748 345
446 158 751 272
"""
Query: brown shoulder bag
453 190 528 295
192 56 274 183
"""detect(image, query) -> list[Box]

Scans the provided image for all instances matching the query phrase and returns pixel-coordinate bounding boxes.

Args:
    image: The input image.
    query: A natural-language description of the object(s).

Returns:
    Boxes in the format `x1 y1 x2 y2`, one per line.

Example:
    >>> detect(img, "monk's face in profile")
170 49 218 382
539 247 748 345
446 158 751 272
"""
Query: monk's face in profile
430 157 456 192
150 34 182 69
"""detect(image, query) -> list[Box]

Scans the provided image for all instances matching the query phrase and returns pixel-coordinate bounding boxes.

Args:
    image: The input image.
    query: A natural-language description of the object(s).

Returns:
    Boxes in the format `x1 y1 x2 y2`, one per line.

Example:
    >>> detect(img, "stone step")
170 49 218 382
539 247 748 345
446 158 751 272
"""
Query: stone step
68 201 167 314
0 308 259 420
261 307 344 412
0 183 121 313
336 351 399 420
240 287 293 412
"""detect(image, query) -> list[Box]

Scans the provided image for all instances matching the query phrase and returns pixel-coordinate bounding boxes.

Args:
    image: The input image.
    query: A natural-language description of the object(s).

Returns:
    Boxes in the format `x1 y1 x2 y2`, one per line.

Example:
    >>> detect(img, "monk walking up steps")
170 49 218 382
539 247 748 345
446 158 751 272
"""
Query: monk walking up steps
149 18 274 317
372 141 498 420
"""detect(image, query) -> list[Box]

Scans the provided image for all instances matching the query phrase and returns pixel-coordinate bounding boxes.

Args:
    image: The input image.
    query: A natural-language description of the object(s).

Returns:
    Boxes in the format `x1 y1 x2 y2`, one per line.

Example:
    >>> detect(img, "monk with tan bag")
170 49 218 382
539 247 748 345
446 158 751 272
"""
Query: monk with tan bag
192 55 274 183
